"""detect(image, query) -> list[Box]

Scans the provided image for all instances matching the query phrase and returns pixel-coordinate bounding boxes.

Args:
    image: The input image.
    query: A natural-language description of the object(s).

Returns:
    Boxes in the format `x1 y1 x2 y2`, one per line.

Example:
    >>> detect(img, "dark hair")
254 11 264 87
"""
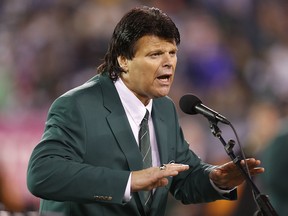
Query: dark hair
97 6 180 81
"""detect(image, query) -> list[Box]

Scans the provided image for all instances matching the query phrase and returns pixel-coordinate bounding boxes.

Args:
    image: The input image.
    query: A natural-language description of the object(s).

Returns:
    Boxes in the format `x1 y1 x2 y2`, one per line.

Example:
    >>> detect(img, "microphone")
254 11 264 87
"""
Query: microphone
179 94 230 125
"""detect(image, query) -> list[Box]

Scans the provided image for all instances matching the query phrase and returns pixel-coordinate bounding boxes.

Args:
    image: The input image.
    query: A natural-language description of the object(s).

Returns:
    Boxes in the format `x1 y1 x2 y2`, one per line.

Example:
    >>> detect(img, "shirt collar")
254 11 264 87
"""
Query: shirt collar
114 78 152 126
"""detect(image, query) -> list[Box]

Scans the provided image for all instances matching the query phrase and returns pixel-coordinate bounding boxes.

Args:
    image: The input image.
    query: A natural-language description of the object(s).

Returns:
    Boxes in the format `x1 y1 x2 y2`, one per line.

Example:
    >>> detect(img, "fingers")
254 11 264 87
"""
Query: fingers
241 158 260 167
249 167 265 175
240 158 265 175
131 163 189 192
153 163 189 185
158 163 189 176
154 177 169 188
218 158 263 173
209 158 265 189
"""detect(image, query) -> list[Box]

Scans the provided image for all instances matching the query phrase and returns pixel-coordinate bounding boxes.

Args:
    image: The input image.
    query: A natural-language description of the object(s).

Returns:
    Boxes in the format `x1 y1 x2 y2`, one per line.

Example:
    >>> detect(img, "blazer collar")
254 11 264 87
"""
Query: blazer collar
99 75 169 167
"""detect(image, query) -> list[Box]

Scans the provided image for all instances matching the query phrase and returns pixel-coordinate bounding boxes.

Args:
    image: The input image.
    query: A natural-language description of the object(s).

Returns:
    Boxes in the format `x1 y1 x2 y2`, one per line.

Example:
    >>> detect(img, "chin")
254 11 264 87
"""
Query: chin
155 92 170 98
151 87 171 99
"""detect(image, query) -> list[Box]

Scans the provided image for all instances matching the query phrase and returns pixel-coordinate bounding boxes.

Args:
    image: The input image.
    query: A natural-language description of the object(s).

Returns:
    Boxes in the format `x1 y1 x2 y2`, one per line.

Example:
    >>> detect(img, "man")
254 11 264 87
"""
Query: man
261 119 288 216
27 6 264 216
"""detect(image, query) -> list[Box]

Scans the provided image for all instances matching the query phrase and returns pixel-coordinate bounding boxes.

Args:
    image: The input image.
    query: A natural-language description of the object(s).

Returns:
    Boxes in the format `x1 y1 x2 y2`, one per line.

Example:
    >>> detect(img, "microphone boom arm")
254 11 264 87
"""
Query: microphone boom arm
209 120 278 216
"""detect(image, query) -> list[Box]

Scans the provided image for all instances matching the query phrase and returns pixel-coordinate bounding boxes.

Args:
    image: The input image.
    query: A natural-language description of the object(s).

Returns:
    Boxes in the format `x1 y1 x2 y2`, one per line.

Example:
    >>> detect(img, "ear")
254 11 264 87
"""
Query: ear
117 56 128 72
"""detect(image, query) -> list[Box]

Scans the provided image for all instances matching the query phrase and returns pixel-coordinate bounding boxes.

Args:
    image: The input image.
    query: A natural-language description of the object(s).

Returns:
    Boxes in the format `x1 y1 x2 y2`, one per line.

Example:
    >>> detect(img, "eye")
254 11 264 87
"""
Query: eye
169 50 177 57
151 52 162 57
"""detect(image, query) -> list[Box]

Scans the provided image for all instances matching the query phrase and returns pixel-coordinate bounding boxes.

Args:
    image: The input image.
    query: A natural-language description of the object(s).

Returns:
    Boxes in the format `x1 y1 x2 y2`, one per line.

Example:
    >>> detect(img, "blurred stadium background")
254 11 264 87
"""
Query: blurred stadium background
0 0 287 215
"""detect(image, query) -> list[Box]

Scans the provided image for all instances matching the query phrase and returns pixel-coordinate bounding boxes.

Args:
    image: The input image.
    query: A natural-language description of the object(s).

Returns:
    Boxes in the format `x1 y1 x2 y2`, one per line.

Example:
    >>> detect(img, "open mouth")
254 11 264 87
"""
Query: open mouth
157 74 171 81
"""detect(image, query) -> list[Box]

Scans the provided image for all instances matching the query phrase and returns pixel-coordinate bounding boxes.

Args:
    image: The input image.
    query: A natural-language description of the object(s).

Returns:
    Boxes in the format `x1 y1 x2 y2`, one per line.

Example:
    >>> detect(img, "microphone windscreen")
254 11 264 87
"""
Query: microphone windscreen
179 94 202 115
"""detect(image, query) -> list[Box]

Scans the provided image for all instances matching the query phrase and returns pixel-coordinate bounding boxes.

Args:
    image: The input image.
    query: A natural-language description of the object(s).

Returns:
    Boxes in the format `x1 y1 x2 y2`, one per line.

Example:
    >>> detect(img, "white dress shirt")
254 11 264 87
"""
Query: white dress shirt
114 78 161 201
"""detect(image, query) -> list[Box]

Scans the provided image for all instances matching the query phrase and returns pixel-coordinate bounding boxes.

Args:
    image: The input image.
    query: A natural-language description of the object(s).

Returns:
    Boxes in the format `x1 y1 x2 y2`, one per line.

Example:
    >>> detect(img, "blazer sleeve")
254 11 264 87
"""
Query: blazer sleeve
27 94 130 205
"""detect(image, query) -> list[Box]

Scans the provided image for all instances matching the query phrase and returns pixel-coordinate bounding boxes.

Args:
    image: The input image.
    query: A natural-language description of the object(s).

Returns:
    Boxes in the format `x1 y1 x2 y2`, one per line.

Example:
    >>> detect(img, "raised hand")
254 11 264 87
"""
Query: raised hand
131 163 189 192
209 158 265 189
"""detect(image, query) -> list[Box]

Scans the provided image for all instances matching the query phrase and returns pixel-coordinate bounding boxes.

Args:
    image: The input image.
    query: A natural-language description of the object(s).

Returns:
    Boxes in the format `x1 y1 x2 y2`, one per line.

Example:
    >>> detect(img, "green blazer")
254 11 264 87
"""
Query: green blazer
27 74 236 216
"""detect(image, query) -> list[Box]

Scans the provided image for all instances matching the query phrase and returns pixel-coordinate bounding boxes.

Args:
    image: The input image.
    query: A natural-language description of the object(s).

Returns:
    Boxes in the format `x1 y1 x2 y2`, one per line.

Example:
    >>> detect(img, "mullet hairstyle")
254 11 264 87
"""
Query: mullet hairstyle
97 6 180 81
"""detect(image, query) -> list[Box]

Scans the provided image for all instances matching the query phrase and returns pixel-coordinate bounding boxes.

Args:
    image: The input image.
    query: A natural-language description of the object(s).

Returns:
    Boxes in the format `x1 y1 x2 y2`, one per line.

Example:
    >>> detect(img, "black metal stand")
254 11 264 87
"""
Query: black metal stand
209 121 278 216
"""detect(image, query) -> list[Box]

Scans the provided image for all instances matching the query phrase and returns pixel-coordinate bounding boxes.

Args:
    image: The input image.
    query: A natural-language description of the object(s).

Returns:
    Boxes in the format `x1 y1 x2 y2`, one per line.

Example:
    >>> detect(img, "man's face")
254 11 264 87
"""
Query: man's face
119 35 178 105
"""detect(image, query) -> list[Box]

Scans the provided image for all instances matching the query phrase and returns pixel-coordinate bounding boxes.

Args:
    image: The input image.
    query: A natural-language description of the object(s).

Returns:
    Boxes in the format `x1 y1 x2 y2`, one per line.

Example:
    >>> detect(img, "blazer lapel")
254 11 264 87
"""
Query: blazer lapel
99 75 171 215
152 102 169 165
99 75 148 215
99 75 143 171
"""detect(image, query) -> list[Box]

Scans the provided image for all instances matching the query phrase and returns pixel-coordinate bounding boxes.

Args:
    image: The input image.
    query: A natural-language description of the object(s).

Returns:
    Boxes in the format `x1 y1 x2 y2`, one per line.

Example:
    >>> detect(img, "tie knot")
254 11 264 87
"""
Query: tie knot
141 109 149 125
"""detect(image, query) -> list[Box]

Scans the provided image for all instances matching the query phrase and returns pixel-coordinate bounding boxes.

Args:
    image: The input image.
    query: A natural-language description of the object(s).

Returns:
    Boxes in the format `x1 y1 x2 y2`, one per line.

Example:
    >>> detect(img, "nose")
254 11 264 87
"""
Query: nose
162 53 173 68
163 62 172 68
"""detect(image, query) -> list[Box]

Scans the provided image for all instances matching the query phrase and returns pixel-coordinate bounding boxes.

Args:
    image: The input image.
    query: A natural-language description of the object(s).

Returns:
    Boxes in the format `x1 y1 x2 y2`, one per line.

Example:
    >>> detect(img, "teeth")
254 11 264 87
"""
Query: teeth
158 75 169 79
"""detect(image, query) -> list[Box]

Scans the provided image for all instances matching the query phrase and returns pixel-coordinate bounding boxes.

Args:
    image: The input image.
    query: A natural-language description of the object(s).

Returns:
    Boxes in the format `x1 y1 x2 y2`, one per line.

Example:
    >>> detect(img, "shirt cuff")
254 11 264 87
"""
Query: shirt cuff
209 179 236 194
123 173 132 203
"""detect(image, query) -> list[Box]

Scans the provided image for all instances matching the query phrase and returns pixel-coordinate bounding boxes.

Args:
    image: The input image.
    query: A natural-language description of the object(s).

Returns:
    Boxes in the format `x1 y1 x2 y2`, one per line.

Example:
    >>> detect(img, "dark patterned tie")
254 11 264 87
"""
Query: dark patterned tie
139 109 153 212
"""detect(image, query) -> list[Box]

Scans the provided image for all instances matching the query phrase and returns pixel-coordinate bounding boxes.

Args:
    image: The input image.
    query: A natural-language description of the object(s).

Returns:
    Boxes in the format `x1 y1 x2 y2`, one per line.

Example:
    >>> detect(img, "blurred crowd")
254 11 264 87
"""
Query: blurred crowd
1 0 288 215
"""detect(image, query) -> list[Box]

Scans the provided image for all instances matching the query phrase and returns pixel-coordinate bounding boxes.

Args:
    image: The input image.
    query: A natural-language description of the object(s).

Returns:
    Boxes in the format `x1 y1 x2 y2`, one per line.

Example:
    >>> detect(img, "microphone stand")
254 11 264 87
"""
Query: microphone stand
209 120 278 216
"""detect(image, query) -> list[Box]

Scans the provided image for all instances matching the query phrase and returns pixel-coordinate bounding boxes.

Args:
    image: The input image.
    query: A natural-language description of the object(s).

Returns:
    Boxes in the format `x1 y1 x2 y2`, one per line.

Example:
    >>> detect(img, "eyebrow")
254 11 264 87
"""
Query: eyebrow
147 47 178 54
